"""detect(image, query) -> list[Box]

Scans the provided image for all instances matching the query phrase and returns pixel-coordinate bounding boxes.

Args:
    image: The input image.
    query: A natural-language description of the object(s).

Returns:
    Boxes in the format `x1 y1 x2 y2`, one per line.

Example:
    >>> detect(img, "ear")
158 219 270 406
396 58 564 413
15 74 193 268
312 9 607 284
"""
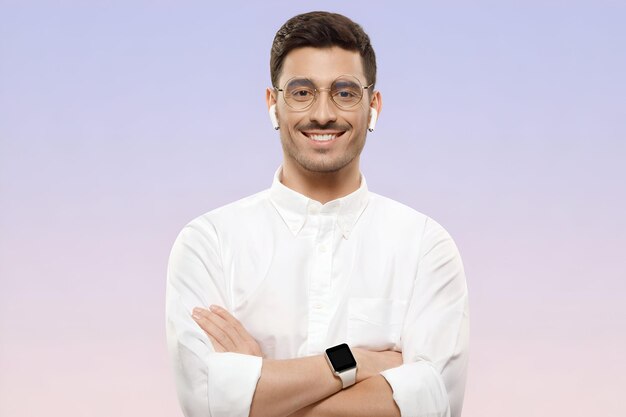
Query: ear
367 90 382 132
266 87 277 109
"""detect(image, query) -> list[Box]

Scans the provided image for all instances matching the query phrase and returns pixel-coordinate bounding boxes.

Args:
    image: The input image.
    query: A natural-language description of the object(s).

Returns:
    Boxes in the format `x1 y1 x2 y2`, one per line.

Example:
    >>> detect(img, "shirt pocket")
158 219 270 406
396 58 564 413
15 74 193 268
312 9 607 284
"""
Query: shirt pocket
346 297 408 350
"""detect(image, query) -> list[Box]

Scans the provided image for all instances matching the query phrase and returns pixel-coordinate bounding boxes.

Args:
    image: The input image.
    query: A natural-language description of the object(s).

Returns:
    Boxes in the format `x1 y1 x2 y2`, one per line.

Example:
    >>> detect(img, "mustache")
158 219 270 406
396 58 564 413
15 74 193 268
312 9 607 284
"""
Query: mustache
298 122 350 131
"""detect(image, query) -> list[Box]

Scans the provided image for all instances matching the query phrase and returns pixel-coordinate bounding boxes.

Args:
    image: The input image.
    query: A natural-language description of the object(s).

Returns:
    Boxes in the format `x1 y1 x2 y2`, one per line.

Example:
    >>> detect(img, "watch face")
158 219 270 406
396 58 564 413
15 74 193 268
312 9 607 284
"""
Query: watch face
325 343 357 372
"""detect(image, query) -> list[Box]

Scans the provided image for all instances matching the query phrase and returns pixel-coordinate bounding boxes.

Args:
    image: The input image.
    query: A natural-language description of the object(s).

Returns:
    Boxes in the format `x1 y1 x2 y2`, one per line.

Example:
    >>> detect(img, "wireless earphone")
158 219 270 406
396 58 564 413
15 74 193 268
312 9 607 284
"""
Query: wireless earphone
368 107 378 132
269 104 280 130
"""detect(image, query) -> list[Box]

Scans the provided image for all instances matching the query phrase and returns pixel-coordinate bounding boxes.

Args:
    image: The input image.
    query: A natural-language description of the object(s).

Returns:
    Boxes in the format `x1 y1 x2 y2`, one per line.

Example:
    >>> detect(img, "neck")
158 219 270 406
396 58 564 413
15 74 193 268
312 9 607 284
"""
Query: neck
280 159 361 204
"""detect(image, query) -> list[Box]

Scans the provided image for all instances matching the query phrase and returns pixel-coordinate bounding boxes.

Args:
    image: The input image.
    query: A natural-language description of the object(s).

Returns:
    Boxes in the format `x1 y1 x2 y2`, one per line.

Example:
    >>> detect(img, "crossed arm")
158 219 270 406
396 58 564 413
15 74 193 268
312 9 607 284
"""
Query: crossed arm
168 219 468 417
192 305 402 417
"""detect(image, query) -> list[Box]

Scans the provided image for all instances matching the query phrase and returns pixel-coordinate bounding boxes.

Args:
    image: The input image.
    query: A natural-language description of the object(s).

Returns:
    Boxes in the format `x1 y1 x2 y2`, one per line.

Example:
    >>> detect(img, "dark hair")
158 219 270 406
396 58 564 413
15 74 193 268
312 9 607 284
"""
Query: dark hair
270 11 377 90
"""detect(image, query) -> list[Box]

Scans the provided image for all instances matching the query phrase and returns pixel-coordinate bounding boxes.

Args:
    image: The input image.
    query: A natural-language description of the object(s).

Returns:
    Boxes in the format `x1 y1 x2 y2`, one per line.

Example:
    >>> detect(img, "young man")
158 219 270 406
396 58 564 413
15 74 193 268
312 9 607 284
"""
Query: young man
166 11 469 417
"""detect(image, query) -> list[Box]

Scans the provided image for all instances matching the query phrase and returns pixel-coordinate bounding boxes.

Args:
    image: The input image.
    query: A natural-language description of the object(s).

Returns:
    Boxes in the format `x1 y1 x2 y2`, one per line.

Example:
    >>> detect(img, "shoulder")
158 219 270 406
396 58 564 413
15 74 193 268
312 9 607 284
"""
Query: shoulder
368 192 436 231
368 192 428 219
173 189 271 245
367 192 457 250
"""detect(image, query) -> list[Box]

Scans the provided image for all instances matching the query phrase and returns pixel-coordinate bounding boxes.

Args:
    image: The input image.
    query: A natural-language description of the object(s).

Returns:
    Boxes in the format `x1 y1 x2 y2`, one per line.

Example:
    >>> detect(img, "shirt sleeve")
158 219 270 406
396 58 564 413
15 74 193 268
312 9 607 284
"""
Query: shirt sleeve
166 218 263 417
380 217 470 417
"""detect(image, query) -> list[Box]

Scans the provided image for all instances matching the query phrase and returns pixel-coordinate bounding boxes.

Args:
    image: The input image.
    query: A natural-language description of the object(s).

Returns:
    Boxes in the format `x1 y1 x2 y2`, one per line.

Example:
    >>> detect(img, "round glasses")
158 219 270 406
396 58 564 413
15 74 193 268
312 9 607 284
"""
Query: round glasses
274 75 373 111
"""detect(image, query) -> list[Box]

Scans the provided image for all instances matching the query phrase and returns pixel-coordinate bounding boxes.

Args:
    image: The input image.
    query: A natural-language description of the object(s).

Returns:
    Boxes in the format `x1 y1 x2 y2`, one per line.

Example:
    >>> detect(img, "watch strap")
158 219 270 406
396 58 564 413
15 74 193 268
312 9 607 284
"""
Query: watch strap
338 366 357 389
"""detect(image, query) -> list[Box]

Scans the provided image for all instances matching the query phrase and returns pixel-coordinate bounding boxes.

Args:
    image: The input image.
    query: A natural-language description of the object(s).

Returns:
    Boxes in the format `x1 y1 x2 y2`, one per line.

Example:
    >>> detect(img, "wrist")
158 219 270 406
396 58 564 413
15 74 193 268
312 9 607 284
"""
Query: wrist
351 348 370 383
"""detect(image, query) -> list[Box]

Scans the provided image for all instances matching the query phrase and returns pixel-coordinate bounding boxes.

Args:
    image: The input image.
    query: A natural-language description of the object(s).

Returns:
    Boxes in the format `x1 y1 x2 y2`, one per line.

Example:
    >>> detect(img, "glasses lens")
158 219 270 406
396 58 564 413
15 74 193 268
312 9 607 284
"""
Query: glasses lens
284 78 316 109
331 77 363 108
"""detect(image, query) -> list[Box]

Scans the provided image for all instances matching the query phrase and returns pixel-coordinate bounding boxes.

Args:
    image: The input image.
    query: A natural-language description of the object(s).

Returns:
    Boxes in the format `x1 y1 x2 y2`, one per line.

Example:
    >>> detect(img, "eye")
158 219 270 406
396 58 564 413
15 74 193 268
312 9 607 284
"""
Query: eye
287 87 315 102
332 86 360 105
332 79 361 104
337 90 357 98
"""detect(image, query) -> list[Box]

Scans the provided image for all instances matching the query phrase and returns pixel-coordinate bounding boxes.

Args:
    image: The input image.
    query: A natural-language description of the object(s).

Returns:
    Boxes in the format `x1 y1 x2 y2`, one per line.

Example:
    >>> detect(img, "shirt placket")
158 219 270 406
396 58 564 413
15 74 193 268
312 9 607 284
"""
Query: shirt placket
307 207 336 354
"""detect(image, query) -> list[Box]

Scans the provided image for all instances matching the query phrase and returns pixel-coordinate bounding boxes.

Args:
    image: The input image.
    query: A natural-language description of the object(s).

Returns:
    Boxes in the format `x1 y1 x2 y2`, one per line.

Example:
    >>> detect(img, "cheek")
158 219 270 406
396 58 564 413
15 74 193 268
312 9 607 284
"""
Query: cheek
283 114 305 134
351 112 369 130
278 116 303 141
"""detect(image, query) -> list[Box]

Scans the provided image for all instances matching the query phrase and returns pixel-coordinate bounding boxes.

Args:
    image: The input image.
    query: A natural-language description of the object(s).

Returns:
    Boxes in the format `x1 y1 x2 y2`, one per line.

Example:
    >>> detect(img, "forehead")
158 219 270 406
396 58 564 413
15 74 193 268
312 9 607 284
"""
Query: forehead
279 46 365 86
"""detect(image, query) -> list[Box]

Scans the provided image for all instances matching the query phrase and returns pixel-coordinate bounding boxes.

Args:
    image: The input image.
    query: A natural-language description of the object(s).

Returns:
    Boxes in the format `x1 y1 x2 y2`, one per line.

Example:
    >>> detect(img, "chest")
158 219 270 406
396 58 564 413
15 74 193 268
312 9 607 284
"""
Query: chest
221 224 422 357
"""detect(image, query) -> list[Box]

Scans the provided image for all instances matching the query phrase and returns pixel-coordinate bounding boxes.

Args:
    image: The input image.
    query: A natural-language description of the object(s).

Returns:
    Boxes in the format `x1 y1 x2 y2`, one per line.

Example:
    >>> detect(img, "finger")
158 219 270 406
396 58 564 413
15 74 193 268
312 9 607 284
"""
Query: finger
194 307 248 351
202 307 247 347
192 309 237 351
209 305 256 344
207 334 226 352
209 305 264 356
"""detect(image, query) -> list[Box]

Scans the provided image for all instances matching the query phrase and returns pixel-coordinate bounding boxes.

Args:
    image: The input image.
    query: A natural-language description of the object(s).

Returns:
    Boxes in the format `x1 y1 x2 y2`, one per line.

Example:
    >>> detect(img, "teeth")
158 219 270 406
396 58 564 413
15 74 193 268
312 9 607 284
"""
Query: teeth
308 134 337 141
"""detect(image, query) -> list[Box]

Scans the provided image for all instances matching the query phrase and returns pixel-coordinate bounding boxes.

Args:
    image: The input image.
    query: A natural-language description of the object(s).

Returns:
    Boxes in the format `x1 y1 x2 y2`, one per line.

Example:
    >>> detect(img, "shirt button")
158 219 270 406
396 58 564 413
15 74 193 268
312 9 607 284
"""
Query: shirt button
309 206 319 215
319 244 328 253
313 303 323 309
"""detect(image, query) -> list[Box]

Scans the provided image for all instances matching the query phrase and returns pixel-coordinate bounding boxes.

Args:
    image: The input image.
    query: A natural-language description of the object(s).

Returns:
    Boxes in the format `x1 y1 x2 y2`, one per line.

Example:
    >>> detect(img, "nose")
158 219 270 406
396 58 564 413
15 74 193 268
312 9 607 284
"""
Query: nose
309 89 337 126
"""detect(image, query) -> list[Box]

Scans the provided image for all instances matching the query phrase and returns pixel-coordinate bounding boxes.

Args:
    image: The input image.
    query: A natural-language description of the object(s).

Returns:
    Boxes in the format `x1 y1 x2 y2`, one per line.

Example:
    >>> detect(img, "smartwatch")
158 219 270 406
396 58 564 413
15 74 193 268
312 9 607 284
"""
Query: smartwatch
324 343 357 389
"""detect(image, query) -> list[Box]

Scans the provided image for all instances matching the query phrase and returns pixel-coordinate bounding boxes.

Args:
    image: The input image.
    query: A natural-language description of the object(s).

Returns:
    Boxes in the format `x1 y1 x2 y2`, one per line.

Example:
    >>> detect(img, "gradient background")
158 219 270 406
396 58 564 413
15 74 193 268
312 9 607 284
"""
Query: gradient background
1 1 625 416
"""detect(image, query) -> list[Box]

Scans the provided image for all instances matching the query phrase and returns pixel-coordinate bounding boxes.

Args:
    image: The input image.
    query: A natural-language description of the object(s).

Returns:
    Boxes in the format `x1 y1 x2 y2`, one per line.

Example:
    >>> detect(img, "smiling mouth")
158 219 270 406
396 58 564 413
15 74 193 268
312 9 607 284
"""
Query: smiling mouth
301 131 346 142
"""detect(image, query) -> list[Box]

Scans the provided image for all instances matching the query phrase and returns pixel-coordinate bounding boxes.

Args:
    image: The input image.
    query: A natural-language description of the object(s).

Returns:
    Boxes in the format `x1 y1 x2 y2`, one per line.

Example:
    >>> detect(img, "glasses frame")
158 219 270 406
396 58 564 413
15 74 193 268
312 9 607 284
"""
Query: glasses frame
274 74 374 111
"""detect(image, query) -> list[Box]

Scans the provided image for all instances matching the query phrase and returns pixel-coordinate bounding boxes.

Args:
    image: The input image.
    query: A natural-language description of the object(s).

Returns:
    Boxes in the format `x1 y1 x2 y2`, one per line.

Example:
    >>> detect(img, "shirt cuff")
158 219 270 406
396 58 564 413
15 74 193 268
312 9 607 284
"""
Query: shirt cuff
207 352 263 417
380 361 450 417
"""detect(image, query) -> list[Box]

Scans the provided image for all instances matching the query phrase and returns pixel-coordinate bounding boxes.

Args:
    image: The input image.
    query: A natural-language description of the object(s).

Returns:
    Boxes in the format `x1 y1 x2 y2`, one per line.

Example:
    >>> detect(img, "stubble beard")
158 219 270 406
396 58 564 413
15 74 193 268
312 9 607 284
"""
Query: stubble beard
280 131 367 174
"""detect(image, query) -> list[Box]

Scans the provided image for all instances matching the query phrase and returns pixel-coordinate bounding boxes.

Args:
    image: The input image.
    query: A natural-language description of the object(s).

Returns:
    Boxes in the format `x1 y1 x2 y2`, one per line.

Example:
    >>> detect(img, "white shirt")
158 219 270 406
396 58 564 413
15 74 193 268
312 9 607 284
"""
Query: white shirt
166 165 469 417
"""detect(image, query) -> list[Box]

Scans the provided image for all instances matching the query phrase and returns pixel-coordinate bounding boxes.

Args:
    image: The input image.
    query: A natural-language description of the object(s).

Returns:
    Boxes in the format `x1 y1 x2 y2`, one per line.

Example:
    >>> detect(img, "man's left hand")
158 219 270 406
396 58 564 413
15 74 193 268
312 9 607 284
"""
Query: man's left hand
192 305 264 357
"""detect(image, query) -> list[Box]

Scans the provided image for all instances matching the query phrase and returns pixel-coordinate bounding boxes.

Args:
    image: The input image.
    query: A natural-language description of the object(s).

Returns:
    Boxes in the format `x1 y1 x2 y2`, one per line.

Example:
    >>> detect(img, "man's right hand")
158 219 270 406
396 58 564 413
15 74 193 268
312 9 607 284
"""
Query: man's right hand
351 348 403 383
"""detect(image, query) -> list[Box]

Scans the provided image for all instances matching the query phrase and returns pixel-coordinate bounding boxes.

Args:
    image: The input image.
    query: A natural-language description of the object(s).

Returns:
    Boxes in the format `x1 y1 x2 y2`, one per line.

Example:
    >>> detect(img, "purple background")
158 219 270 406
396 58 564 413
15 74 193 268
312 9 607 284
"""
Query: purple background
1 1 625 416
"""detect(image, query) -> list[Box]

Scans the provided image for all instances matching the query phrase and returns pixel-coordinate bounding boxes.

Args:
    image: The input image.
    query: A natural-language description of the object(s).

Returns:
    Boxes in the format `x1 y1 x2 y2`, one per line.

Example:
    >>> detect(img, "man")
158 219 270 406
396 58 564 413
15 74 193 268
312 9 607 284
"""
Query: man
166 11 469 417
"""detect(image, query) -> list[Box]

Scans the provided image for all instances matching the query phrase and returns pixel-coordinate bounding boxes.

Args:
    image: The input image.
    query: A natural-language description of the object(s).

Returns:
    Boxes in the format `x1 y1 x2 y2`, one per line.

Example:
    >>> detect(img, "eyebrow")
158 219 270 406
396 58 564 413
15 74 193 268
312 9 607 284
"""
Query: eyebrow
282 76 364 89
333 80 359 88
286 78 315 88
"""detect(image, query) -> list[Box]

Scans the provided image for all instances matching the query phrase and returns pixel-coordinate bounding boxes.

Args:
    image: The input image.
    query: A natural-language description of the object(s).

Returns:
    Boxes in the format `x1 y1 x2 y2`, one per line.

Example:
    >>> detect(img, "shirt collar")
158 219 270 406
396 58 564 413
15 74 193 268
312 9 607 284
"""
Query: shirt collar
269 165 370 239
